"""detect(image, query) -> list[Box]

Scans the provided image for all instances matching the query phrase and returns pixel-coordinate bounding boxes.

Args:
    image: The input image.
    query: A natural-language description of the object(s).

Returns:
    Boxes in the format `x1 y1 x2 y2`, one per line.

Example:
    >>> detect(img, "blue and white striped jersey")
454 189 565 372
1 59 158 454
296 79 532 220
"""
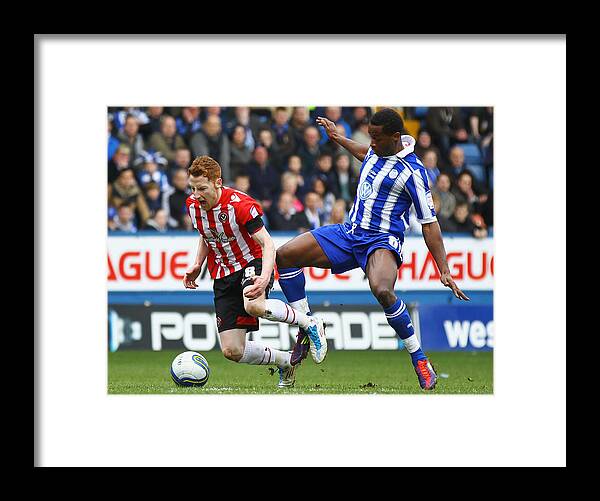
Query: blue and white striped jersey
347 135 437 239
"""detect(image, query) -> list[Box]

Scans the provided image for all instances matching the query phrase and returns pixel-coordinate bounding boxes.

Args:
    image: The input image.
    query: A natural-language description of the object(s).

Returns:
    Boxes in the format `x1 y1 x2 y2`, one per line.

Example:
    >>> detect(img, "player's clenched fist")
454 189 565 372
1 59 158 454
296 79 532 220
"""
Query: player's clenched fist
183 263 202 289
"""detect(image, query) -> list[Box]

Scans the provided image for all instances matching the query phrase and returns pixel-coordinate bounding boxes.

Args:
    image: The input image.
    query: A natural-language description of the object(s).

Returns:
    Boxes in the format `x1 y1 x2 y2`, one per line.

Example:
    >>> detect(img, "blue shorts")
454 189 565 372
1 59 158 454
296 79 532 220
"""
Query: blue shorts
311 222 403 274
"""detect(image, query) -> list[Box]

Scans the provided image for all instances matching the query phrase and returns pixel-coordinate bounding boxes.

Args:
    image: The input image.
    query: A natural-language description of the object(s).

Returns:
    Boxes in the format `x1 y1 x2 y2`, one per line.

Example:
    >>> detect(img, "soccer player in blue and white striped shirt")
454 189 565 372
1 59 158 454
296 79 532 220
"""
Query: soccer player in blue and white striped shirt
276 108 469 390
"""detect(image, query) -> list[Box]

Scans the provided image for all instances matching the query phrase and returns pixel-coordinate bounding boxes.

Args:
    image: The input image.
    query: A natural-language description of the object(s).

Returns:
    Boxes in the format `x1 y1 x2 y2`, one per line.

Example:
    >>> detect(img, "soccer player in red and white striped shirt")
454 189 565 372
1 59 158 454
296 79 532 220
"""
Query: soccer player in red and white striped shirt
182 156 326 388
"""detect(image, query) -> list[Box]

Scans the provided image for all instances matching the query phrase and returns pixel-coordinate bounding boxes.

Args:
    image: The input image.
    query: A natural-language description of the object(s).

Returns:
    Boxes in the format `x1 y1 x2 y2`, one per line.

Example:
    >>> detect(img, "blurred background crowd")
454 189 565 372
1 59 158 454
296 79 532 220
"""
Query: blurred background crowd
108 106 493 238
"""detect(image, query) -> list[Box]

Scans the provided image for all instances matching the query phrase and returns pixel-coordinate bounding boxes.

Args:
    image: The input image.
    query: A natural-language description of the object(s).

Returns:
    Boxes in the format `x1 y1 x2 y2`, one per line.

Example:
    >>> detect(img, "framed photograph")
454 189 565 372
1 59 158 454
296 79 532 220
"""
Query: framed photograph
36 35 565 467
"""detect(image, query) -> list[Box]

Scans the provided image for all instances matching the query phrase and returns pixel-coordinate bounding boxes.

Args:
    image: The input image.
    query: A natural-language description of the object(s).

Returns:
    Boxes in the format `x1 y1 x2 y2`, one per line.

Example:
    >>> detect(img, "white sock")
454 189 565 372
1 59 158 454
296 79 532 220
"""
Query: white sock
238 340 291 368
290 297 311 315
263 299 311 329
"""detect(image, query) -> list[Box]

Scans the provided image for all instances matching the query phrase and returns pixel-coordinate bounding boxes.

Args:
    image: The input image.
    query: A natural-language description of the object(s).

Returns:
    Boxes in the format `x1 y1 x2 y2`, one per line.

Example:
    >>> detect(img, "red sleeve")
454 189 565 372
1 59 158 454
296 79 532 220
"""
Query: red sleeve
234 194 264 226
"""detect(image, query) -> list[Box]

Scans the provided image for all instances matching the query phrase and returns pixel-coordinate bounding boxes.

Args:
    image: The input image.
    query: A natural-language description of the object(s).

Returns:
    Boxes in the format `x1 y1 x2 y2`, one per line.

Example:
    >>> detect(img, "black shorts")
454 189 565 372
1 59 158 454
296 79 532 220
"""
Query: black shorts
213 258 274 333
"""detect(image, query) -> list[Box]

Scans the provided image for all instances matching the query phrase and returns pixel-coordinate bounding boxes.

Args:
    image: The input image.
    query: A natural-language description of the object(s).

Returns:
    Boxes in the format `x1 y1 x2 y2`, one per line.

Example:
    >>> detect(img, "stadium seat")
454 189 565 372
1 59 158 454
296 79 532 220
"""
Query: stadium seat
413 106 428 118
466 164 486 185
458 143 483 165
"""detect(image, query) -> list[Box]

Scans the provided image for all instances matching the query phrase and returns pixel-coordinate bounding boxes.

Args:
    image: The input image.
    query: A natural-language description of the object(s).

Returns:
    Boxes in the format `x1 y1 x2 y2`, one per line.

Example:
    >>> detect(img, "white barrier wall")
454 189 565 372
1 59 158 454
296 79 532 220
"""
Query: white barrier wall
108 234 493 291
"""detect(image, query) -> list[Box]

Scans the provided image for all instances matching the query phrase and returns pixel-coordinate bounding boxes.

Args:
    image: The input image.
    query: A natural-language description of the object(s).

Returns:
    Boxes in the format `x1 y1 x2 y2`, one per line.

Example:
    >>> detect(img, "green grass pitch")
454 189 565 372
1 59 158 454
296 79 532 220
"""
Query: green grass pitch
108 350 493 394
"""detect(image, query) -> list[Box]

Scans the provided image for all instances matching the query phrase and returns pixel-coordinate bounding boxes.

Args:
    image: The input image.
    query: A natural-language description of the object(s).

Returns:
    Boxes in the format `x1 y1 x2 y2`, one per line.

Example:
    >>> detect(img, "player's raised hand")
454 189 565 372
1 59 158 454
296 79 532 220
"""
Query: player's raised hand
183 263 202 289
440 272 470 301
316 116 337 138
243 275 268 300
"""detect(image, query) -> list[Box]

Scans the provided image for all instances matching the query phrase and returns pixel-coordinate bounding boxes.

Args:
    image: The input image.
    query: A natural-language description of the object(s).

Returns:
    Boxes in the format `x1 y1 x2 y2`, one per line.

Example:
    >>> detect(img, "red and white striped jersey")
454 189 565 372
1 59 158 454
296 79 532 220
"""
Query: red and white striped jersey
186 187 264 279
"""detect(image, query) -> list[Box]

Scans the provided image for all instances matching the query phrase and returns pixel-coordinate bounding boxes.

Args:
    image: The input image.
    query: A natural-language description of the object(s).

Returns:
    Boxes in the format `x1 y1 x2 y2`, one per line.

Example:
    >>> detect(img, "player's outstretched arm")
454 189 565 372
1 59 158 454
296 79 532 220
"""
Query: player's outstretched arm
421 221 470 301
183 237 209 289
244 227 276 300
316 116 369 162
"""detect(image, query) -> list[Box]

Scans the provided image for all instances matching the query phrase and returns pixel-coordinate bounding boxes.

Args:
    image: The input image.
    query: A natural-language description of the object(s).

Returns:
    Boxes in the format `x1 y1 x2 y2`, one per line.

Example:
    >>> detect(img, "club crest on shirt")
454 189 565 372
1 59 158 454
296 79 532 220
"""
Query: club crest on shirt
389 169 398 179
219 211 228 223
358 181 373 200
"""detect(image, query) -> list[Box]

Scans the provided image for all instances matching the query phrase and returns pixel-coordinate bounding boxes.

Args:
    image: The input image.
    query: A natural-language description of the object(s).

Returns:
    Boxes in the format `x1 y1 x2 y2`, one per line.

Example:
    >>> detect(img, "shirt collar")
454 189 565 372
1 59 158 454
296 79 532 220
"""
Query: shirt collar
395 135 416 159
216 186 228 206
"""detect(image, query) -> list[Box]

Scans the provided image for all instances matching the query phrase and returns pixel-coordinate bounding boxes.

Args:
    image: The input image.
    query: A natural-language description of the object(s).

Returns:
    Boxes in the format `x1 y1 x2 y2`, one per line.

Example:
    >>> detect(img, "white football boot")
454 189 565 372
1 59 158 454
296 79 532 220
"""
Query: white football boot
305 316 327 364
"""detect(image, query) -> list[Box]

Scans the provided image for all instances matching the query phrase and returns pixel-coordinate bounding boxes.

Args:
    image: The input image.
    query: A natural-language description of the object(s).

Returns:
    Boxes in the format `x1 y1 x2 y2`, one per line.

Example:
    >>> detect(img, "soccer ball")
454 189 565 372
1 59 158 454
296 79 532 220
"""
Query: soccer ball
170 351 210 387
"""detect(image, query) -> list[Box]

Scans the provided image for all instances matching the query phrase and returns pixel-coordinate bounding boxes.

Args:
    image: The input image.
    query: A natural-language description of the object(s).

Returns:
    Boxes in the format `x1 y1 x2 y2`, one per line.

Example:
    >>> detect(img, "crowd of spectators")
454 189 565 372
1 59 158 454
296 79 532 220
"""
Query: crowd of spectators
108 106 493 238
